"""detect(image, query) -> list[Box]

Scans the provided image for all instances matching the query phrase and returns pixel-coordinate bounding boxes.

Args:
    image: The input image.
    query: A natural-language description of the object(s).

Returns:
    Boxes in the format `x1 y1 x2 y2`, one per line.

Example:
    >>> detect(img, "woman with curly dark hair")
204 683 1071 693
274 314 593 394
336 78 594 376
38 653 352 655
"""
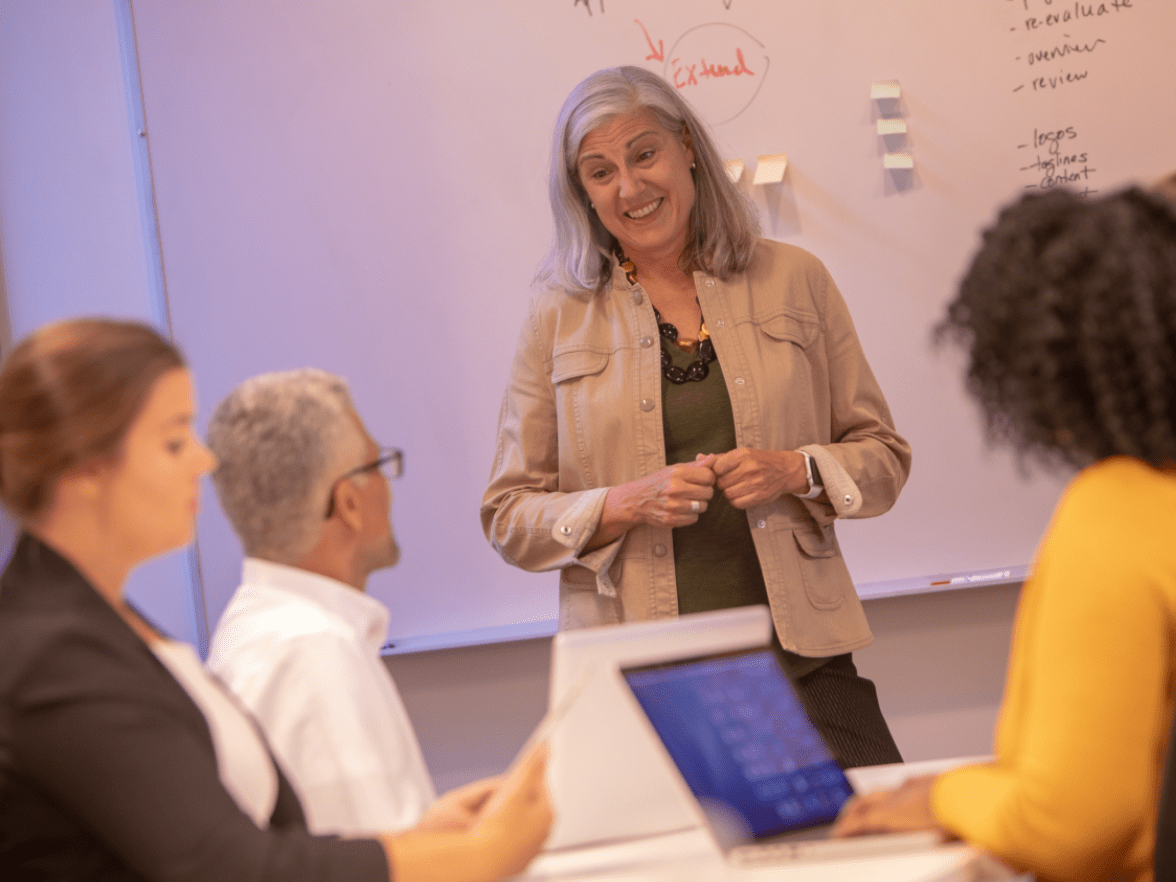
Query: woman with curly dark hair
833 183 1176 882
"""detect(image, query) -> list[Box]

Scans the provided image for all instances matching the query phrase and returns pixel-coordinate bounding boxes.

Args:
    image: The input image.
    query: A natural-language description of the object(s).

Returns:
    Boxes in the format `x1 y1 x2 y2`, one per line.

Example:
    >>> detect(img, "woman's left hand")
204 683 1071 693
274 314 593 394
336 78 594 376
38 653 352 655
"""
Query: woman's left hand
830 776 950 838
709 448 808 509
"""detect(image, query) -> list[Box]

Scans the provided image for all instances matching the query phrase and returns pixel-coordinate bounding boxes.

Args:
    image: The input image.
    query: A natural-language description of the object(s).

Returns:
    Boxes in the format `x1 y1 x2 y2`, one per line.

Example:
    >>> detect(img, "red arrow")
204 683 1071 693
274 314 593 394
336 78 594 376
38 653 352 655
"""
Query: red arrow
635 19 664 62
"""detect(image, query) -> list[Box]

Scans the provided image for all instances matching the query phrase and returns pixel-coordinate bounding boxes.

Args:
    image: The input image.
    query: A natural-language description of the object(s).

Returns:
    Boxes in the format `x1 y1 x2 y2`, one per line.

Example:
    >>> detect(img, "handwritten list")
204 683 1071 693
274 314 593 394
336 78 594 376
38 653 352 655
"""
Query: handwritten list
1005 0 1138 196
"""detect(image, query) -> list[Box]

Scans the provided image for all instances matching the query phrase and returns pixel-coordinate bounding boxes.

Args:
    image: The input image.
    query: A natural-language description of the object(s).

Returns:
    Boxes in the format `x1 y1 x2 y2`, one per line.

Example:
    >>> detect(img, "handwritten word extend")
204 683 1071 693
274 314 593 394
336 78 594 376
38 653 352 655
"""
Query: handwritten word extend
671 49 755 88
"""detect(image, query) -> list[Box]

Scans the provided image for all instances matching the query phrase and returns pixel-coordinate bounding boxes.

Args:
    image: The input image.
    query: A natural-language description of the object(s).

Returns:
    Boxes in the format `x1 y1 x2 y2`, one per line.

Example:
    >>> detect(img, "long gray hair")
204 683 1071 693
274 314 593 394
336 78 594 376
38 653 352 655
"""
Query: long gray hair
537 66 760 295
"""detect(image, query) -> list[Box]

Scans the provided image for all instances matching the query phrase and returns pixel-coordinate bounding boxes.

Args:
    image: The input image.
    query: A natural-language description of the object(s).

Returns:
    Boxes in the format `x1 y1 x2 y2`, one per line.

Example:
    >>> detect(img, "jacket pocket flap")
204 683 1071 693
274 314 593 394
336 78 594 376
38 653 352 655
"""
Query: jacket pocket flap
792 521 836 559
758 312 818 348
551 348 610 383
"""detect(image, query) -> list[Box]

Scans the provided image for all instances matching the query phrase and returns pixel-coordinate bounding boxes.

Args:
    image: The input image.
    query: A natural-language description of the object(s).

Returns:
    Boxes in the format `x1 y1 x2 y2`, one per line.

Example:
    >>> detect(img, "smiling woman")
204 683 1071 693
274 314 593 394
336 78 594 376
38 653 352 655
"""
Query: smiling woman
481 66 913 769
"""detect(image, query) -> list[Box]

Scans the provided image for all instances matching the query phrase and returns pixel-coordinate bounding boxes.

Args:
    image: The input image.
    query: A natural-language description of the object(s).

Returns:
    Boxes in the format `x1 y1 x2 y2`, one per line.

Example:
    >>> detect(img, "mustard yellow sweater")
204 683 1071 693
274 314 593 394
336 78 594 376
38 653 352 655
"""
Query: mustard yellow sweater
933 457 1176 882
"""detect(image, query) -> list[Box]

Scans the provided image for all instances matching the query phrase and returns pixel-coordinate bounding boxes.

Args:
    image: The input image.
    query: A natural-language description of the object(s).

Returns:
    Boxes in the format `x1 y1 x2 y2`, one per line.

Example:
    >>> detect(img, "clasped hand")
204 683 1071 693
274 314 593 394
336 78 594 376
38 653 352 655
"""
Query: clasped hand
610 448 809 531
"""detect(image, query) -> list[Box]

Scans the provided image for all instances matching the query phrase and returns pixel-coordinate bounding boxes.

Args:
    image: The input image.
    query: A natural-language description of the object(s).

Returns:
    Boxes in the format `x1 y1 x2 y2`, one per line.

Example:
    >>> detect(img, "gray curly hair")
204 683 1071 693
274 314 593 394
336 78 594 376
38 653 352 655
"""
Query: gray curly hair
206 369 366 563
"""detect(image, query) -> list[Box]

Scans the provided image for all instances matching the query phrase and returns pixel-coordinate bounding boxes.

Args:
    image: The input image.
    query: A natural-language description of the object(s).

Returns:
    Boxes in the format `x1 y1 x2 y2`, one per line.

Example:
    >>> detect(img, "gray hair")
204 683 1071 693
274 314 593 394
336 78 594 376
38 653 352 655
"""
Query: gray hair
207 369 366 564
537 66 761 295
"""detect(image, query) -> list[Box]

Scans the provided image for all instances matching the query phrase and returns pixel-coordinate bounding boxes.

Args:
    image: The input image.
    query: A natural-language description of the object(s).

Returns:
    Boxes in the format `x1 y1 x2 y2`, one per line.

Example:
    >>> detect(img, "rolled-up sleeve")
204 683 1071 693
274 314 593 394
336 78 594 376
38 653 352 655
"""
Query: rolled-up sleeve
804 266 911 522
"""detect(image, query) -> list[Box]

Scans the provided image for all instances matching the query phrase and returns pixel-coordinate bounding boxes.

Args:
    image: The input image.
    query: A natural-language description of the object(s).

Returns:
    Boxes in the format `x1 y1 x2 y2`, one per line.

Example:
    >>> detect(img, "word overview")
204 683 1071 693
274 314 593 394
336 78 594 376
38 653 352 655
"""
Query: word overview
1005 0 1135 94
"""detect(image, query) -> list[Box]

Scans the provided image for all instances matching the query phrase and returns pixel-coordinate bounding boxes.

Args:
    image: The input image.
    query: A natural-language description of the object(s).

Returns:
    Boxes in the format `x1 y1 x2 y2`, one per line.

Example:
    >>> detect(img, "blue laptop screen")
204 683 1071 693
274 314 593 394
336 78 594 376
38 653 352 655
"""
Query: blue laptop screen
622 649 854 839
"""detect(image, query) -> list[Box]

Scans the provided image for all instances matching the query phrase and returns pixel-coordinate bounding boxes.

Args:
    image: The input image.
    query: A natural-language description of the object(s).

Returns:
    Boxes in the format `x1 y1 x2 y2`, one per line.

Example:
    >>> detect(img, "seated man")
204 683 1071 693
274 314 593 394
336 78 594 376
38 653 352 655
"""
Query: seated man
207 368 434 836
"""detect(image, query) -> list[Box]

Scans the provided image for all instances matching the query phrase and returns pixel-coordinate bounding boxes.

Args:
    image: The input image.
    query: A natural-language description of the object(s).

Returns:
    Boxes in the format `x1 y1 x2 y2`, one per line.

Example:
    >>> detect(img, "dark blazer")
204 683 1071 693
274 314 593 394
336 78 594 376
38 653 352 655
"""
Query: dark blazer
0 534 388 882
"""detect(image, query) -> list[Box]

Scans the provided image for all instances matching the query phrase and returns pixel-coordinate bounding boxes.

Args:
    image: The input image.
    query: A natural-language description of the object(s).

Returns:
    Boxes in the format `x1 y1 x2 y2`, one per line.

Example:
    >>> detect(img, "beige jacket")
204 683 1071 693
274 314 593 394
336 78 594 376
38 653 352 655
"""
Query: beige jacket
481 239 911 655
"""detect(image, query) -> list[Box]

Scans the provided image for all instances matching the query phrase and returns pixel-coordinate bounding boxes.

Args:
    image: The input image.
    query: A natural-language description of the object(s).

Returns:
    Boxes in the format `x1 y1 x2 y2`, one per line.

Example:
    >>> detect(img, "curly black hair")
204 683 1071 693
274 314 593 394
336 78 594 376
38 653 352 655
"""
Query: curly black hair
939 185 1176 471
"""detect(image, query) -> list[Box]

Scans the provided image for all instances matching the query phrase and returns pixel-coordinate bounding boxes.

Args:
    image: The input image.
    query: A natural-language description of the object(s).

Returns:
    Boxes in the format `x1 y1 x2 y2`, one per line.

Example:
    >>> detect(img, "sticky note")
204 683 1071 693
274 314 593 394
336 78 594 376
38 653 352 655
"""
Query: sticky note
876 118 908 135
723 158 745 183
871 81 901 100
752 153 788 185
883 152 914 169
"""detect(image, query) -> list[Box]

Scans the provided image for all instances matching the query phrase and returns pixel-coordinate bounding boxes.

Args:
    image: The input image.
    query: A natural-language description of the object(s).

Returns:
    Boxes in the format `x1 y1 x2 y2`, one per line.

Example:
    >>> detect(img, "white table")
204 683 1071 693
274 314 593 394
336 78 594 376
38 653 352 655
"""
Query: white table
519 757 1017 882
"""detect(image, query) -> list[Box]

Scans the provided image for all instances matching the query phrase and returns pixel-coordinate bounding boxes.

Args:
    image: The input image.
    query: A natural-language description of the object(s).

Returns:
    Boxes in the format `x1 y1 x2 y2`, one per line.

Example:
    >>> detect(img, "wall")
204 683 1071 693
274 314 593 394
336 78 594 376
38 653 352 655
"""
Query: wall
119 0 1176 643
0 0 202 644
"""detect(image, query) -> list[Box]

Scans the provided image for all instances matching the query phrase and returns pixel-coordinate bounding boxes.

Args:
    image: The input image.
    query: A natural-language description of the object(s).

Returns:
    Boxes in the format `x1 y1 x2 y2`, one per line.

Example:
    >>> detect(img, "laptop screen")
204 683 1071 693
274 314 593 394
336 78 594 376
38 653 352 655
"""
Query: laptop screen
622 648 854 840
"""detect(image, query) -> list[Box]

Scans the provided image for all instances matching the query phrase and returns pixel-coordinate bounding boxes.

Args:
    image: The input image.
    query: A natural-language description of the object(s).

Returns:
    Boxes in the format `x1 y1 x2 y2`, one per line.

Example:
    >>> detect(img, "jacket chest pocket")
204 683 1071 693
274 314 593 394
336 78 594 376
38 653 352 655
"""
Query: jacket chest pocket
551 348 610 385
746 310 821 438
757 311 819 349
550 347 615 480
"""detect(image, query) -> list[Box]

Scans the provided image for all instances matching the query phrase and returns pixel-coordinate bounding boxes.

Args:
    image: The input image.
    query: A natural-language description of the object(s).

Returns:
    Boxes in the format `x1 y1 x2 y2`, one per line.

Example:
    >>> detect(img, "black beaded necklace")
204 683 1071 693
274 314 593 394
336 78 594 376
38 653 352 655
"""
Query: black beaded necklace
617 250 717 385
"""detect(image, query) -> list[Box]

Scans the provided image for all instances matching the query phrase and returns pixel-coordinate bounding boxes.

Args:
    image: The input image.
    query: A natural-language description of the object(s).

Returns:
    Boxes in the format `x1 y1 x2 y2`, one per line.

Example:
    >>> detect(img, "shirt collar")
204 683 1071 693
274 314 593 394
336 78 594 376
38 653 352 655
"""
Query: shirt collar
240 558 390 651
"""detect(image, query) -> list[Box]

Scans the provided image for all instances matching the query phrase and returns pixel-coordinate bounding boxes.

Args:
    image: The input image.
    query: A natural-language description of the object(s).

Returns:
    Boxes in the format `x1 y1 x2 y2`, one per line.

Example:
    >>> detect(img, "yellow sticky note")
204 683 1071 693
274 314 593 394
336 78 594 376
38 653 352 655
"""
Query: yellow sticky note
723 158 745 183
752 153 788 185
883 152 914 169
876 118 908 135
871 80 901 100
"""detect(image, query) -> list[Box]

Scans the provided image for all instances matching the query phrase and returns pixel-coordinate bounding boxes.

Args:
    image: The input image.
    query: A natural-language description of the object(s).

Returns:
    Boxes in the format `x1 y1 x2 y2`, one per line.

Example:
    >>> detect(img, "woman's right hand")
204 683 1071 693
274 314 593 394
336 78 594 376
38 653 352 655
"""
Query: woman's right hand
380 744 553 882
586 456 717 549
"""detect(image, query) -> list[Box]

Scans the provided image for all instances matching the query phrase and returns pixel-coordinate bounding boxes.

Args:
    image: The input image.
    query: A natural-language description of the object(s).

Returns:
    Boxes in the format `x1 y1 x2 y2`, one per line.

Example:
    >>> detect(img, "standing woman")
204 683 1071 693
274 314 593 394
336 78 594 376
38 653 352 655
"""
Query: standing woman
0 318 550 882
482 67 911 766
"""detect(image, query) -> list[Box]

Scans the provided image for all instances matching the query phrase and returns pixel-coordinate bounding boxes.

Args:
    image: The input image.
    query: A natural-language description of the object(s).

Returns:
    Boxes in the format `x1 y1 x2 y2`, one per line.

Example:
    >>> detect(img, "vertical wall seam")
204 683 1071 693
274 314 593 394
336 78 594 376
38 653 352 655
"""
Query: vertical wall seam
113 0 210 656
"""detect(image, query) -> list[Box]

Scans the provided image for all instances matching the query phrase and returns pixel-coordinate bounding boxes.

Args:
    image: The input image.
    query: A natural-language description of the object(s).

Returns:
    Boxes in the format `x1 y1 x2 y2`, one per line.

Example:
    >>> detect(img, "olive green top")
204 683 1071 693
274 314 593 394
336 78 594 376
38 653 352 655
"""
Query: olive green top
661 338 829 678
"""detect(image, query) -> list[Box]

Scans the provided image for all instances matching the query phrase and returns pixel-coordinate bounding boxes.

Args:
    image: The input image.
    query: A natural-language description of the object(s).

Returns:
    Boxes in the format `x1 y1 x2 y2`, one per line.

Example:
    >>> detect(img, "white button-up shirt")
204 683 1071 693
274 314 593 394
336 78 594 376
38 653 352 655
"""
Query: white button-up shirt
208 559 435 835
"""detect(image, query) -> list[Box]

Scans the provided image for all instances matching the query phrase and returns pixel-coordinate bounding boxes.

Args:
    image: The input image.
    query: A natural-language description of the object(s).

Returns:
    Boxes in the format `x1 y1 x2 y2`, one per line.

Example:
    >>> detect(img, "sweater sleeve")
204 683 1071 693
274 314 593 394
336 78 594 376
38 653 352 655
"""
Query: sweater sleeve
932 463 1171 881
12 631 389 882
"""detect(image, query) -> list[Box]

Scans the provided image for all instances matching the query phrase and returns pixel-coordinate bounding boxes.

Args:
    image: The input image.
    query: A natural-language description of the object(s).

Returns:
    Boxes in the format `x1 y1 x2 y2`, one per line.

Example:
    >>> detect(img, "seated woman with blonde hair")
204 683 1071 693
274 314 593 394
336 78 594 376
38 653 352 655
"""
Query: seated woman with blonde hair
834 183 1176 882
0 317 551 882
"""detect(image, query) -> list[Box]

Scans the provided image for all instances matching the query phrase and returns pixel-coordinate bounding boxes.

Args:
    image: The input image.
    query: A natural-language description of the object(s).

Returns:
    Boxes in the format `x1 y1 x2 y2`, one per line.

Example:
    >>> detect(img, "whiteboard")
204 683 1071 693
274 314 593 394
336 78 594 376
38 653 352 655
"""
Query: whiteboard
127 0 1175 645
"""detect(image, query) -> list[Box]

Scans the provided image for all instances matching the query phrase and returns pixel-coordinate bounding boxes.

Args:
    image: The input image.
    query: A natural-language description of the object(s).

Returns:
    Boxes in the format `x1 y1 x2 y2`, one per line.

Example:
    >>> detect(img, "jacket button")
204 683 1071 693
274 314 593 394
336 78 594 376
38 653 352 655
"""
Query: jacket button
844 494 854 505
757 519 767 529
735 377 746 386
559 525 572 536
639 336 653 348
716 320 725 328
653 544 667 556
705 279 715 287
632 291 644 305
640 398 655 412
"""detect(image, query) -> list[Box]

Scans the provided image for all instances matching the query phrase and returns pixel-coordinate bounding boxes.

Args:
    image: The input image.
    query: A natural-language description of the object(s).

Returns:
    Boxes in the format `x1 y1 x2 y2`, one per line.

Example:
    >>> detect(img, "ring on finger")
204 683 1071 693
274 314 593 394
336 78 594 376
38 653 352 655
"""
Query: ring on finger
690 500 701 514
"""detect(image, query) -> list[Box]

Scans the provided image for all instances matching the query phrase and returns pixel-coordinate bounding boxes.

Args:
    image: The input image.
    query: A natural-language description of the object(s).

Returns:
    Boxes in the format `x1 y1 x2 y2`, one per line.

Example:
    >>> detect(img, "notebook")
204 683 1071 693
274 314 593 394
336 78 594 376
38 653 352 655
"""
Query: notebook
544 606 774 851
621 647 942 864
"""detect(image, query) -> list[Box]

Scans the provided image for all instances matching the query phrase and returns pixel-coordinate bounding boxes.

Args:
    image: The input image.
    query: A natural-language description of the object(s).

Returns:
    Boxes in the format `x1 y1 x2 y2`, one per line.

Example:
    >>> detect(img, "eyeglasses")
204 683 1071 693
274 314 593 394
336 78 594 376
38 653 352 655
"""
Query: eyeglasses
324 447 403 518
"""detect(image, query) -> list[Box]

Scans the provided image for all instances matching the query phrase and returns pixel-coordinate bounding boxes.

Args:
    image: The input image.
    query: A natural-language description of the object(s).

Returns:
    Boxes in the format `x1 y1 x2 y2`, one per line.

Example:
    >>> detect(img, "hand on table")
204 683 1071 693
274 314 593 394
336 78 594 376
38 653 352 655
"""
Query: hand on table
830 775 952 840
381 743 553 882
709 448 808 509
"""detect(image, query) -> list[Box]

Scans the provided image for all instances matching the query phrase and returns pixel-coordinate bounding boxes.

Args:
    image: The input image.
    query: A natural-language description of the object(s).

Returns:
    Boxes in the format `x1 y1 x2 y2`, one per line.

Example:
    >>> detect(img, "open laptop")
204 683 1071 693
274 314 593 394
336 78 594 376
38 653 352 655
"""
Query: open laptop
544 606 774 851
621 646 942 865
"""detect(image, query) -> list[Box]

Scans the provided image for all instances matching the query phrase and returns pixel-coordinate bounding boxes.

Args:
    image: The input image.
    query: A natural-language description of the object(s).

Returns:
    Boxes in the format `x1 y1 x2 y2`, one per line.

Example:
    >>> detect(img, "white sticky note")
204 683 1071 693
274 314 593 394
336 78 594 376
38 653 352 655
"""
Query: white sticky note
883 152 914 169
752 153 788 185
871 80 901 100
723 158 745 183
876 118 908 135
